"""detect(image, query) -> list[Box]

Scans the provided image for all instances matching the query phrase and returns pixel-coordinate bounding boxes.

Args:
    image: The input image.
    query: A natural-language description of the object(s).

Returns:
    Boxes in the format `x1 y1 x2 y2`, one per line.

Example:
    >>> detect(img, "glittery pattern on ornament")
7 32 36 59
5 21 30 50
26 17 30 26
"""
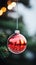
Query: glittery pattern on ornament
7 33 27 54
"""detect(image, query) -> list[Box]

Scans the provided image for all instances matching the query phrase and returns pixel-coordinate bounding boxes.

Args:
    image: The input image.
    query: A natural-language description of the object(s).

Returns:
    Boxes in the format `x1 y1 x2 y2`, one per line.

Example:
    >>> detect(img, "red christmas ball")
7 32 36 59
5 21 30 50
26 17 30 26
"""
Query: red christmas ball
7 30 27 54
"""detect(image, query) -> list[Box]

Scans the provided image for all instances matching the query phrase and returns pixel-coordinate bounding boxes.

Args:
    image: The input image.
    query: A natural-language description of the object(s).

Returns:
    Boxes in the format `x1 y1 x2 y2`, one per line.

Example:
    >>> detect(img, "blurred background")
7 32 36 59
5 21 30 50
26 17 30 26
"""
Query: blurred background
0 0 36 65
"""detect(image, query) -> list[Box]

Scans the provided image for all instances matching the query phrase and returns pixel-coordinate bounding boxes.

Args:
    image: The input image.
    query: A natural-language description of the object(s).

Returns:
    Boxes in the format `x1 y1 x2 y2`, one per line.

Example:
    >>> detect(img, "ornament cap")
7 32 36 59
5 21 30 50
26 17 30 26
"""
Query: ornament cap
15 30 20 34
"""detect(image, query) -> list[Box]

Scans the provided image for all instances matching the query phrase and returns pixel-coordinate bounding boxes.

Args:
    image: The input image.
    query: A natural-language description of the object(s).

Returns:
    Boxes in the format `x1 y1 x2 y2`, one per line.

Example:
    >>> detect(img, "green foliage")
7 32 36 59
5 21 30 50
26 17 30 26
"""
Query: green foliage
0 46 9 58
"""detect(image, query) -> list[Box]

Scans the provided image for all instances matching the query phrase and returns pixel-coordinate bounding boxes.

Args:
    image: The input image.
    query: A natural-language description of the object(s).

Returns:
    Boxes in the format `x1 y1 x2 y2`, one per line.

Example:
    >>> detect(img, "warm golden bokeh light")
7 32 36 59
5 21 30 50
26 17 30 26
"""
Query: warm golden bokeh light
7 2 16 10
7 4 13 10
0 10 3 16
7 0 12 5
1 7 7 12
11 2 16 7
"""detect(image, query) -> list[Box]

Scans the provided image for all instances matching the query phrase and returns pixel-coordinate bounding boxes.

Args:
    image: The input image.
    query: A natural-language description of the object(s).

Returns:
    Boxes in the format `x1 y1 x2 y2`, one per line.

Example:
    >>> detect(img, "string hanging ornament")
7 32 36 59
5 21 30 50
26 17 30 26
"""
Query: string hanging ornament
7 0 27 54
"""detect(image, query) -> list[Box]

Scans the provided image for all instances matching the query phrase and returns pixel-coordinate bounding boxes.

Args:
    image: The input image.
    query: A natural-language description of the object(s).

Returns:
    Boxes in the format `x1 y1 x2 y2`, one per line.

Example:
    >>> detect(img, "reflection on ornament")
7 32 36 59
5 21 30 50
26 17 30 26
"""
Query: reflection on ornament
7 30 27 54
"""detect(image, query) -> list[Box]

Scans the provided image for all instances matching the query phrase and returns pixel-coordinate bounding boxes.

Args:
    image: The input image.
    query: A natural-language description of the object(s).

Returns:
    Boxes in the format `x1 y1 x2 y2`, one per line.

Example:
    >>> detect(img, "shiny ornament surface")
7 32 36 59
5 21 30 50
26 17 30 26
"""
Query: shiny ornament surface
7 30 27 54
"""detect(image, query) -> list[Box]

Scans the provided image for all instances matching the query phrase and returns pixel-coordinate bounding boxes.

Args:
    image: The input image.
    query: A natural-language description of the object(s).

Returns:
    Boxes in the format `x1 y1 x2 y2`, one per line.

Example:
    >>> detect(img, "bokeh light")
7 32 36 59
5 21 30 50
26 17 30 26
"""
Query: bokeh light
0 10 3 16
7 0 12 5
1 7 7 13
7 2 16 10
11 2 16 7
